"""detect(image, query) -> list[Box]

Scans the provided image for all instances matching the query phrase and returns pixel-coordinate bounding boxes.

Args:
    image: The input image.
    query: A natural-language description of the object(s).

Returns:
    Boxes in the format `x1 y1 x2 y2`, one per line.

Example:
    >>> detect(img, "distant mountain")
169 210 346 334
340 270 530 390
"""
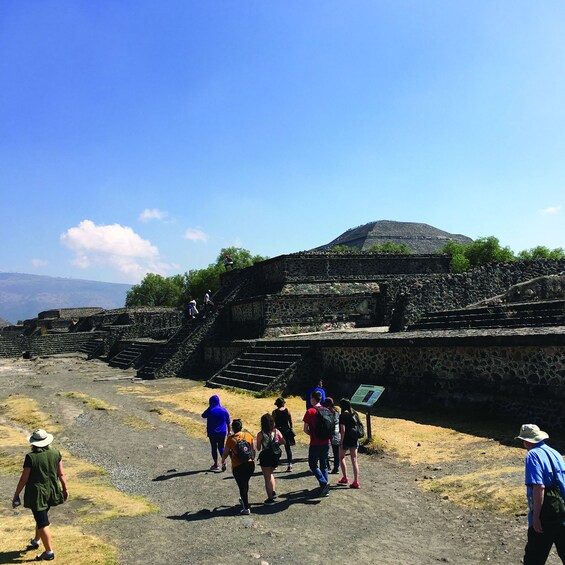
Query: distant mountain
0 273 132 324
315 220 473 253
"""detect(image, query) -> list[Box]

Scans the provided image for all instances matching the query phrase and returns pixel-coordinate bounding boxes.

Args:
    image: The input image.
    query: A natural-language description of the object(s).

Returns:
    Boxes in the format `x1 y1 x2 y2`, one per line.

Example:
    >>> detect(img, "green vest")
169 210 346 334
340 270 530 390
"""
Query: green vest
23 448 64 511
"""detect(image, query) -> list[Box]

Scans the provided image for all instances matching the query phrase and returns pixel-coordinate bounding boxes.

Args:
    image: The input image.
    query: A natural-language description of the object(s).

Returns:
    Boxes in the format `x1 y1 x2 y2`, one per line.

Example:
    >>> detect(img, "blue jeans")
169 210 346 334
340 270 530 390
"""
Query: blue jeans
308 443 330 486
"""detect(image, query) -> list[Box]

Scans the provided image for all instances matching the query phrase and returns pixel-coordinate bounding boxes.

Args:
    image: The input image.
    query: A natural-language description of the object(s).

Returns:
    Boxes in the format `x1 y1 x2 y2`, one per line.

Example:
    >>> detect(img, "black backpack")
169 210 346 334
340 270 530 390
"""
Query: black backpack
314 407 334 440
234 434 253 462
353 412 365 439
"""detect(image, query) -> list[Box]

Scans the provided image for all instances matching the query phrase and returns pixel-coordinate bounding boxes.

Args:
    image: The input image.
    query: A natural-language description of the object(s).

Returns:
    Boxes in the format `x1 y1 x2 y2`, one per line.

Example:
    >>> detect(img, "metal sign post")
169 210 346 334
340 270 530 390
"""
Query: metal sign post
350 384 385 441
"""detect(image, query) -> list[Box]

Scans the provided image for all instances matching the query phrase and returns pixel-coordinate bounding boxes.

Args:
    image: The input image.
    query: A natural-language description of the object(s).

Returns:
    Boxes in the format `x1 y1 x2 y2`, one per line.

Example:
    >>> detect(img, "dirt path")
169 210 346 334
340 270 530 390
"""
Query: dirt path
0 355 560 564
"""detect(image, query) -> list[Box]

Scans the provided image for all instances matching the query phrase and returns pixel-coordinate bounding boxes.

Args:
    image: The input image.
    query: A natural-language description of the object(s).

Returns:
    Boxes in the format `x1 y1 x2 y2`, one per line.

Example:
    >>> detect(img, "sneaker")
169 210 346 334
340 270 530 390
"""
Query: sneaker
239 508 251 515
350 481 360 489
28 539 40 550
338 477 349 485
264 498 276 505
330 468 339 474
319 482 330 497
286 464 293 472
221 463 226 472
272 491 277 499
210 464 219 471
36 552 55 561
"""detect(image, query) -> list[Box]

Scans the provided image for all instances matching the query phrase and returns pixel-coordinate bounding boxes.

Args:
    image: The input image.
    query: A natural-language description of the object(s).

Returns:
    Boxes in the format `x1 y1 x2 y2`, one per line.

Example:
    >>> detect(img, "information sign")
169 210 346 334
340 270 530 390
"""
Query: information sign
350 384 385 440
350 385 385 410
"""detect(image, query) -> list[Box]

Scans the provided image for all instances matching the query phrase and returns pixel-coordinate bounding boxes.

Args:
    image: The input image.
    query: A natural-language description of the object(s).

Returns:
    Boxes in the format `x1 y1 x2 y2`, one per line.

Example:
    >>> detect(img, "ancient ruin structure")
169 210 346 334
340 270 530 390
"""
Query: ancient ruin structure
1 252 564 426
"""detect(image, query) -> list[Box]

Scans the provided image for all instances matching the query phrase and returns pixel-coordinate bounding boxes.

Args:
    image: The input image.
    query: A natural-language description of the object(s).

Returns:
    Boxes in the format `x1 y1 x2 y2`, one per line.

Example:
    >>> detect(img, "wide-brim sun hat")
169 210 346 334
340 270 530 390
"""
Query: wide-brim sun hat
29 429 54 448
515 424 549 444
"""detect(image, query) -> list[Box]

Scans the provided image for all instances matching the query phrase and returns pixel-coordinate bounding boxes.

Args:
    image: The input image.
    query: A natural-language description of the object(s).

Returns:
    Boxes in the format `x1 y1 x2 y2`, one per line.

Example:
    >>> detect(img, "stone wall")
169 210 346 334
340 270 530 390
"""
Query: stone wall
38 307 104 320
221 252 451 296
388 259 565 329
317 339 565 427
230 294 379 338
229 329 564 427
0 333 95 358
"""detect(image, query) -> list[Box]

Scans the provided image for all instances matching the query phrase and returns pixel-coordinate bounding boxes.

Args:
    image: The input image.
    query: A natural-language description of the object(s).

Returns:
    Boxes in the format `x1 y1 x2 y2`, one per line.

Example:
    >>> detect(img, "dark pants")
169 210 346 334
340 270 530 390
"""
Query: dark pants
32 508 50 529
233 461 255 509
330 443 340 471
208 433 226 463
308 443 329 486
280 429 293 464
524 524 565 565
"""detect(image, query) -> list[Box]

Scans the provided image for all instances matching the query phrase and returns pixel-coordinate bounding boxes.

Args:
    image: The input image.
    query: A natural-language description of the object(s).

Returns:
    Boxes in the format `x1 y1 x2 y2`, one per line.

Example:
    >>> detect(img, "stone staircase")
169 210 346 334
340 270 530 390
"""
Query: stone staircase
408 299 565 331
136 324 197 379
108 342 155 369
79 338 105 359
0 338 25 358
207 344 311 392
136 281 246 379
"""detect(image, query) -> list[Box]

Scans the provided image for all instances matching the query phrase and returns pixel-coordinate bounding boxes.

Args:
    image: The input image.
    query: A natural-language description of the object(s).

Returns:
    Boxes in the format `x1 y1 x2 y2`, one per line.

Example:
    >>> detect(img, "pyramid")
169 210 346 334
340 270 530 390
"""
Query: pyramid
315 220 473 254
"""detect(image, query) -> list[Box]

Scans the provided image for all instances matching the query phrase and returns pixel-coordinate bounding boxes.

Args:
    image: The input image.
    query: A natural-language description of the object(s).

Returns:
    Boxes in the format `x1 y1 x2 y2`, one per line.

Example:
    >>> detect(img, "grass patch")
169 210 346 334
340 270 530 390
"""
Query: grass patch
423 467 525 514
0 395 58 432
58 392 116 411
0 513 118 564
122 383 311 444
150 407 207 439
121 414 154 430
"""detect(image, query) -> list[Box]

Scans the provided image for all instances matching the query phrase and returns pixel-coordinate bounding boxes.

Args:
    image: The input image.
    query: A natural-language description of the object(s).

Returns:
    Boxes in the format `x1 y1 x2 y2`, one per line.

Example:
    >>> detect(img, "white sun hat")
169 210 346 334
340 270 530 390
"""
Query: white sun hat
515 424 549 444
28 429 54 448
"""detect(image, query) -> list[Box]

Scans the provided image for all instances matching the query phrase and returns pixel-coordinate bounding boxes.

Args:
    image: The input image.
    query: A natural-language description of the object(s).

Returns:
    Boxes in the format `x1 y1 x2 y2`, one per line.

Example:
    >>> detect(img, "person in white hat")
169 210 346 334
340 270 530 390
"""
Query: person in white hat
516 424 565 564
12 429 68 561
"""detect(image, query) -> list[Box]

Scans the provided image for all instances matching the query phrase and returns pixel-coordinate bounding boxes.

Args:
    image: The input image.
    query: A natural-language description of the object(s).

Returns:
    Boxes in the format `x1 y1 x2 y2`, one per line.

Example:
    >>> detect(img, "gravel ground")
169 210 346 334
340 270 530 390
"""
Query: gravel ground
0 354 562 565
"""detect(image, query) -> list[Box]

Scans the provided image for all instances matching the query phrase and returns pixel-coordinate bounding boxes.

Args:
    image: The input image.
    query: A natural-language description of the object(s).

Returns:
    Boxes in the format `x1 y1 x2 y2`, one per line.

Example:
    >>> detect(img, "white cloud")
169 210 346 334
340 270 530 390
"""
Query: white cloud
31 259 48 268
540 205 561 215
184 228 209 242
139 208 168 222
60 220 173 280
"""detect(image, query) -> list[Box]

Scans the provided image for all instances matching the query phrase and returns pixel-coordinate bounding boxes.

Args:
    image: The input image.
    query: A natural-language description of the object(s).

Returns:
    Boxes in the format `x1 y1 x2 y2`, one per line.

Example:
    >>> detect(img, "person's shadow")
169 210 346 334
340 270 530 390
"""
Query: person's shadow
166 487 324 522
0 549 29 564
153 468 217 481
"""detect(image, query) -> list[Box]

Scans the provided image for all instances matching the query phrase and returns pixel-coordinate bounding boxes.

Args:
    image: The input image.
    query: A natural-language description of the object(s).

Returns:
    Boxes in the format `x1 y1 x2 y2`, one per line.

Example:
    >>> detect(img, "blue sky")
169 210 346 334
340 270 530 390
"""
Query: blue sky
1 1 564 284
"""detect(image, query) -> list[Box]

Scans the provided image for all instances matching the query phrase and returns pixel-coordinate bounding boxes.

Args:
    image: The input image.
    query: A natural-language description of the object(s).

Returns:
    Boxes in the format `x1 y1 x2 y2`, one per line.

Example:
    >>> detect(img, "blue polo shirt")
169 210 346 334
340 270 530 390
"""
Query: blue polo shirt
524 441 565 527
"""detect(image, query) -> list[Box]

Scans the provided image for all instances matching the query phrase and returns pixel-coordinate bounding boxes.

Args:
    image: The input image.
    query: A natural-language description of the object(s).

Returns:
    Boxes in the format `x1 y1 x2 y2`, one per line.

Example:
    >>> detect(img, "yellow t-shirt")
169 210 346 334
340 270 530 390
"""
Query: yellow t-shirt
225 431 254 468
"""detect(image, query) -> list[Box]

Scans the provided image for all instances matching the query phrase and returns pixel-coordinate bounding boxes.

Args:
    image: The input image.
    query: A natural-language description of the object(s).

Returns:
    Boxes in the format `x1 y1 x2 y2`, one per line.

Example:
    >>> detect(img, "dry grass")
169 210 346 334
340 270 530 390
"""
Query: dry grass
0 513 118 564
0 395 59 433
119 383 311 445
373 411 526 514
58 392 116 411
423 467 525 514
121 414 154 431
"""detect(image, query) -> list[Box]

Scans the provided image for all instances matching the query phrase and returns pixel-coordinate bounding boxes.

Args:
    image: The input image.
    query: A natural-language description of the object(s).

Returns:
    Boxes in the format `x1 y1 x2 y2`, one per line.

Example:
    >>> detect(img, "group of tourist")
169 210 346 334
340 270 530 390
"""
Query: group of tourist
187 290 215 319
200 381 363 515
10 392 565 563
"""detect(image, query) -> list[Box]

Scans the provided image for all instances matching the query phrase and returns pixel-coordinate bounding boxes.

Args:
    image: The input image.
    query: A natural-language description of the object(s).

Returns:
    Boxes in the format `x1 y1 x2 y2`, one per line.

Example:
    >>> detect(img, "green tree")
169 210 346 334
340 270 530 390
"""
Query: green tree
216 247 266 269
465 236 515 267
438 237 515 273
125 273 185 307
367 242 412 254
126 247 267 308
517 246 565 260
